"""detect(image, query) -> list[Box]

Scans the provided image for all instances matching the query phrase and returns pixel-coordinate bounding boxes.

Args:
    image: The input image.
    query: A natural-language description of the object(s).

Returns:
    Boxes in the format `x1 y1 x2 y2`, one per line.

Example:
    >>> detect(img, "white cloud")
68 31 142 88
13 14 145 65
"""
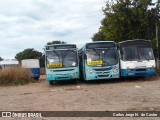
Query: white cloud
0 0 105 59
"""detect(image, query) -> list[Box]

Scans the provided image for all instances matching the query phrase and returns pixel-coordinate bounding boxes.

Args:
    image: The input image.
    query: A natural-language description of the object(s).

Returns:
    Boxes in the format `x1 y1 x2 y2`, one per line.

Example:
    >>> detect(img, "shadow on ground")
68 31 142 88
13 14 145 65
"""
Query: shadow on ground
47 75 159 86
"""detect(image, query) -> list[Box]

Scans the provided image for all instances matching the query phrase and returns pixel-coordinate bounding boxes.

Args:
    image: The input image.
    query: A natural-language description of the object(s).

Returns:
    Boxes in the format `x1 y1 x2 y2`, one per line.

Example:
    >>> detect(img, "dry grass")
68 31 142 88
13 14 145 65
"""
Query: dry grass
0 67 35 86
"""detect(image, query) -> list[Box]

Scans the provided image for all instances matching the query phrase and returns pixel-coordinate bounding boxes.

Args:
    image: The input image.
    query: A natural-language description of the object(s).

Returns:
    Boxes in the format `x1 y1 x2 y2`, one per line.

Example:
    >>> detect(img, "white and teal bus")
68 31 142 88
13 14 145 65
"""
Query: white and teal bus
45 44 80 85
118 39 156 77
79 41 119 81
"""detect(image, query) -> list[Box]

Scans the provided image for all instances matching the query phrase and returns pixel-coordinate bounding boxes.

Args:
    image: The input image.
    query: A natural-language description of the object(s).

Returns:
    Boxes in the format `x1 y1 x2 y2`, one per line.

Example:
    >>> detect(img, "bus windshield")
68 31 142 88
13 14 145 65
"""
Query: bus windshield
46 50 78 68
86 48 118 66
122 47 154 61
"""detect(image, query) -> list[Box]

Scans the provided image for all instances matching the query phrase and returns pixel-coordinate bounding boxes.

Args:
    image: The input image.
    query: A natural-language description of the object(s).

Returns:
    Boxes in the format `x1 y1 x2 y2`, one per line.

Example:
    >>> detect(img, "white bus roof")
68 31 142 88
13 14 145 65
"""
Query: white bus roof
118 39 150 44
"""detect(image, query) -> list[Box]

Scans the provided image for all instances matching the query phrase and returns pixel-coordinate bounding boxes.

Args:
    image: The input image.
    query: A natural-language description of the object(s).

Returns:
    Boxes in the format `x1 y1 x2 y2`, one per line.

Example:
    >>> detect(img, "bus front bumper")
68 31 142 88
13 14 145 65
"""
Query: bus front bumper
85 72 119 80
121 68 156 77
46 74 80 81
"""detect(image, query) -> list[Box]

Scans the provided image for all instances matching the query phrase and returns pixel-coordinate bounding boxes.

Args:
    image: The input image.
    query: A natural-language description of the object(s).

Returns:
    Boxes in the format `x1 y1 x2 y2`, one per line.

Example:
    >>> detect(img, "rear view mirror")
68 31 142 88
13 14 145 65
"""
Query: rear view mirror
121 50 123 55
84 54 87 59
149 52 152 57
118 51 121 59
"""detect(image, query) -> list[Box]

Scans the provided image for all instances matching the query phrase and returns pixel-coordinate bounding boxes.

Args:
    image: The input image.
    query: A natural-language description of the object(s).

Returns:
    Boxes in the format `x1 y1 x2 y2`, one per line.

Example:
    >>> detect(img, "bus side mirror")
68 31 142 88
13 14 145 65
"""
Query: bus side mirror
121 50 123 55
118 51 121 59
84 54 87 59
149 52 152 57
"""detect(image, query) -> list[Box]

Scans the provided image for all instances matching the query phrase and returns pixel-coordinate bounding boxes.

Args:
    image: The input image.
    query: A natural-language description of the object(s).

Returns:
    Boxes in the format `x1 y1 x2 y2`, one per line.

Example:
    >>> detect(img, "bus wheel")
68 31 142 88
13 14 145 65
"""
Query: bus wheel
34 77 39 80
49 81 53 85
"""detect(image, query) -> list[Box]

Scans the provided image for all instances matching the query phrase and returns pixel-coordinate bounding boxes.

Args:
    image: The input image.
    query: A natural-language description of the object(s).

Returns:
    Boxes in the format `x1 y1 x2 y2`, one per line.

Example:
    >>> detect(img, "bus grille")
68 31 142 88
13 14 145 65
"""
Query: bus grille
96 72 110 74
135 73 146 76
57 77 69 79
97 75 109 78
135 69 146 71
56 74 68 76
52 69 74 72
93 68 111 71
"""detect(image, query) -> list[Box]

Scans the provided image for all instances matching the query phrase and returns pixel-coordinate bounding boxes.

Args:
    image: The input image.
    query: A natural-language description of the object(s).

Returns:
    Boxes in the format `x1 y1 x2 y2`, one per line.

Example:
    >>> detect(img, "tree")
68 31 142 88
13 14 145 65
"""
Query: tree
47 40 66 45
15 48 42 62
40 55 45 67
92 0 160 44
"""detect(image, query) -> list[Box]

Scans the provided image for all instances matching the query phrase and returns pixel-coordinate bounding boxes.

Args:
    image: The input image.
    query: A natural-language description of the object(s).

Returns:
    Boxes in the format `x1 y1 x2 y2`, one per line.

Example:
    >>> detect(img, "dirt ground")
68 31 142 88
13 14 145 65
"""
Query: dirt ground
0 75 160 120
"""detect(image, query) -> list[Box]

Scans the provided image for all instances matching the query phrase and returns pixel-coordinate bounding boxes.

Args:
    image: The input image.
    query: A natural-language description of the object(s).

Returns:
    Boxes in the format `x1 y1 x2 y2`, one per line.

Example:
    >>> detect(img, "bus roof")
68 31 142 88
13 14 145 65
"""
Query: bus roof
118 39 152 48
87 41 116 43
45 44 77 47
45 44 77 50
78 41 116 50
118 39 151 44
85 41 116 49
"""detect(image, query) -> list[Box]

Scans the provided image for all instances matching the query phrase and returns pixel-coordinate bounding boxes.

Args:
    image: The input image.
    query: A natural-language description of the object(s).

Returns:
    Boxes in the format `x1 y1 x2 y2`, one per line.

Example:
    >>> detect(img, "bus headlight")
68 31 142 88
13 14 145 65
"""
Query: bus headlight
73 72 78 75
86 69 94 74
113 66 118 73
148 68 154 71
47 74 53 77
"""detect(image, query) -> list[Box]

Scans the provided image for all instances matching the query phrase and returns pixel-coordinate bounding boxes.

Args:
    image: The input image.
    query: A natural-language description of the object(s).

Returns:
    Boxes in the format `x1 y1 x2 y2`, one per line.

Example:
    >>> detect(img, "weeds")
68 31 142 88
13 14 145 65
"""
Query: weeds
0 67 35 86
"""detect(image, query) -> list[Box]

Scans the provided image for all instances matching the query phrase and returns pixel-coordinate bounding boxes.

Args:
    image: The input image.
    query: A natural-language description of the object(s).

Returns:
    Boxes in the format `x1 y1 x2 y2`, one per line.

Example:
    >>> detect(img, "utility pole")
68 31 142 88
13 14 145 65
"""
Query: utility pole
156 0 159 69
156 22 159 69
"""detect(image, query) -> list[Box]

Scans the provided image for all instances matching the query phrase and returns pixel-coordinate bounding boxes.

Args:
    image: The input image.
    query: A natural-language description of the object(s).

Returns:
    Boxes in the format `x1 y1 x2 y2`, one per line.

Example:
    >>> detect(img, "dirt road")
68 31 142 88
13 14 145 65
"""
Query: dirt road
0 75 160 120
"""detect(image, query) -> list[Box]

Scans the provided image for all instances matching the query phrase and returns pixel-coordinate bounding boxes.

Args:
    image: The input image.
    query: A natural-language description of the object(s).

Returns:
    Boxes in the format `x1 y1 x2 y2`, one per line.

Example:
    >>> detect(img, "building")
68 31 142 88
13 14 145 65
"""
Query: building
0 59 19 70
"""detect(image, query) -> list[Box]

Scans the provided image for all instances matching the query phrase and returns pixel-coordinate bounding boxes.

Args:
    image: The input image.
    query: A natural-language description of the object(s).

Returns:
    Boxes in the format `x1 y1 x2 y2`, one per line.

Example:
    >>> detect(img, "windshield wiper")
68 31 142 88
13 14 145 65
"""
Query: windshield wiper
62 49 70 58
103 47 111 55
53 50 61 63
138 49 149 61
92 48 112 66
141 54 149 61
92 48 100 59
101 48 112 66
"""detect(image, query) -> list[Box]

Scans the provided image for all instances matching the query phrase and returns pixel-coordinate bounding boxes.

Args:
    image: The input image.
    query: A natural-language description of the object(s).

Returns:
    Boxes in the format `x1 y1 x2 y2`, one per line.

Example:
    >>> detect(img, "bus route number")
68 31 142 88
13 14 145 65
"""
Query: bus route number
47 63 62 68
87 60 102 66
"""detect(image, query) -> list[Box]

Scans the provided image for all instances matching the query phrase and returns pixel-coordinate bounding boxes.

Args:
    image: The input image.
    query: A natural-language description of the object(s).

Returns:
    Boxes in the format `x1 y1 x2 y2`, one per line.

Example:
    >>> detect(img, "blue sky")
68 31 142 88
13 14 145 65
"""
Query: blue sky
0 0 105 59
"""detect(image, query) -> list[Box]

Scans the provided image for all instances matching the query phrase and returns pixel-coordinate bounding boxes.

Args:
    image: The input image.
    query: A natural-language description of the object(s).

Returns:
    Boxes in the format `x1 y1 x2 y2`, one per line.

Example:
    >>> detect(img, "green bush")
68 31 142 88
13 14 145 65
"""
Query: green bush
0 67 35 86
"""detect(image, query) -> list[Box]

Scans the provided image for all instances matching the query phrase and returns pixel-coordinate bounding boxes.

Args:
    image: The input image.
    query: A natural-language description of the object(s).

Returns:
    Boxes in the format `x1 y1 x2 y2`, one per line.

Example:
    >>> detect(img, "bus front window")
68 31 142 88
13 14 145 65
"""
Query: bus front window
122 47 138 61
86 48 118 66
122 47 154 61
46 50 78 68
63 50 78 67
86 49 100 62
46 51 62 67
139 48 154 60
103 48 118 65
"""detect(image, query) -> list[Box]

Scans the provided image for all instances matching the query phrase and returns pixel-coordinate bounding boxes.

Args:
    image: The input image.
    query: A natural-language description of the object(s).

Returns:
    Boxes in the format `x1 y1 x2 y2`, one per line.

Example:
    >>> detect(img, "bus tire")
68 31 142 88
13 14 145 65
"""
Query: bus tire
49 81 53 85
34 77 39 80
